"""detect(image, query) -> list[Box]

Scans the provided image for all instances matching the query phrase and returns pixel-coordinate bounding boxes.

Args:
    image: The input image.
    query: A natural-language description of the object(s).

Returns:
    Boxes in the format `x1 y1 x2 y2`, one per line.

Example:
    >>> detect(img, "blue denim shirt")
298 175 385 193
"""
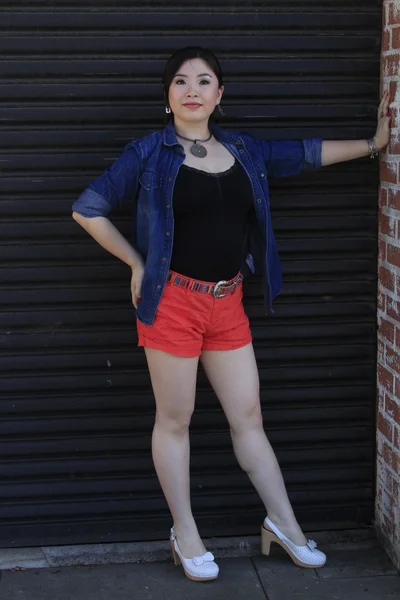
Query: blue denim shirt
72 120 322 325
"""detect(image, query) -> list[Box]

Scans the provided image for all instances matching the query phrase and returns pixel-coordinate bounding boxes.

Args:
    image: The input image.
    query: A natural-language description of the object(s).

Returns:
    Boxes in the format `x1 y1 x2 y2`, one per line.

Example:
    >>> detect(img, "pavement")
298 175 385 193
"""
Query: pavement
1 529 399 600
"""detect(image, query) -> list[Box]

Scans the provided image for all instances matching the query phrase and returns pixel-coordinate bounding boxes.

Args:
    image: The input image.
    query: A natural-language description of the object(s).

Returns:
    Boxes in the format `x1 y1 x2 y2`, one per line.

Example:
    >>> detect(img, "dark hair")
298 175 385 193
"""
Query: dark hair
162 46 224 121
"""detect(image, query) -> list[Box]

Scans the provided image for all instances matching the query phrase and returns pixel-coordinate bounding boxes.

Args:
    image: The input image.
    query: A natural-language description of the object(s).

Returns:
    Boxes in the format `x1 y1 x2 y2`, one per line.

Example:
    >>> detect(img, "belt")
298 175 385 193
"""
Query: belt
167 271 243 299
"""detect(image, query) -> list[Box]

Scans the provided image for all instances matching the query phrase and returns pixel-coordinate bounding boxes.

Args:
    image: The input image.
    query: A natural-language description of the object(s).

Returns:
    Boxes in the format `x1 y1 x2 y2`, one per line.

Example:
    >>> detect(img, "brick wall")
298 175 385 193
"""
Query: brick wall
376 0 400 570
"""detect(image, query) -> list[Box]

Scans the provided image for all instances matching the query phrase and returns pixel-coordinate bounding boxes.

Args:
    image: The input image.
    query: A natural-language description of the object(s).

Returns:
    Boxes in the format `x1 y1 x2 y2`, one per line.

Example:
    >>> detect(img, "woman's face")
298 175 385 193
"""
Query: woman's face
168 58 224 125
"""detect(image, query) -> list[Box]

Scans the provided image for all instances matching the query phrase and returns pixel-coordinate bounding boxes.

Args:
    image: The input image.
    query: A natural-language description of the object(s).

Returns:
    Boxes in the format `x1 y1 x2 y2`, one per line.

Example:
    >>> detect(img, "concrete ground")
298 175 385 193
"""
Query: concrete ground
1 529 399 600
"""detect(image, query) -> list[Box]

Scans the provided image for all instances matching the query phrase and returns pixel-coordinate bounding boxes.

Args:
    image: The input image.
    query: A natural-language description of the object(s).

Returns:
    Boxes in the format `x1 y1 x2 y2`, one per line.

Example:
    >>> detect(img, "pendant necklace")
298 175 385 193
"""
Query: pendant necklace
175 131 212 158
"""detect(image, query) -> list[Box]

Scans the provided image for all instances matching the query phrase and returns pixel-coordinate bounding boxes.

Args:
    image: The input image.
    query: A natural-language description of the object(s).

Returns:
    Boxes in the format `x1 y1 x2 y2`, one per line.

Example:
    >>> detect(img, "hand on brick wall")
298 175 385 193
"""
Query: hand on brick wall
375 90 392 151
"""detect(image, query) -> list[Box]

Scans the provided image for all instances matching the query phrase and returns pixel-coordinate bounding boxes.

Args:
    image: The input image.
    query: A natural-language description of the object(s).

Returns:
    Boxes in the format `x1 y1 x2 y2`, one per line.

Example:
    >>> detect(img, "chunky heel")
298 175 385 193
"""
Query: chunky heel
261 525 273 556
170 538 181 565
261 518 326 568
169 527 219 581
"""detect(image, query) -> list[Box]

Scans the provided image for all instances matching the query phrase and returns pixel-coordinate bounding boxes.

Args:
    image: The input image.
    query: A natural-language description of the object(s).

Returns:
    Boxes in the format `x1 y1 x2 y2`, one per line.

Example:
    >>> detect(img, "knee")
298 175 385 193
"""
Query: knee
155 408 193 435
230 401 264 435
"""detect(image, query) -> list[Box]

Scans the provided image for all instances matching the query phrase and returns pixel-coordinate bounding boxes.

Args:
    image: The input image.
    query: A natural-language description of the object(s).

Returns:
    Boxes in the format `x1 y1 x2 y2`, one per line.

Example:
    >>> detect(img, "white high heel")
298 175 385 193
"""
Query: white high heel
169 527 219 582
261 517 326 568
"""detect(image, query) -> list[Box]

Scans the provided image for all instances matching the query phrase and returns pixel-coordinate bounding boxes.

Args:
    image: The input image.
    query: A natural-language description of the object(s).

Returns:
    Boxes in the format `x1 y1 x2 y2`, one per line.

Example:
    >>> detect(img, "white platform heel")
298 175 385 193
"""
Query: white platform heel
261 517 326 568
169 527 219 582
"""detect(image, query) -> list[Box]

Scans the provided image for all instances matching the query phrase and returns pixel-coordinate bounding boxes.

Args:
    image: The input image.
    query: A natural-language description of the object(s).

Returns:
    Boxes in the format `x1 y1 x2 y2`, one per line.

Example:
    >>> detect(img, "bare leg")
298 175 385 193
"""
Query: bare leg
144 347 207 558
201 343 307 545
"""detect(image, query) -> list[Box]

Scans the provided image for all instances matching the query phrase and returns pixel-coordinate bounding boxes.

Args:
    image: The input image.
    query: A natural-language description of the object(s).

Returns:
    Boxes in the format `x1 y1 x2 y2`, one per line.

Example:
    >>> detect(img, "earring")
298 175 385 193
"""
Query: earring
165 106 171 114
217 104 224 116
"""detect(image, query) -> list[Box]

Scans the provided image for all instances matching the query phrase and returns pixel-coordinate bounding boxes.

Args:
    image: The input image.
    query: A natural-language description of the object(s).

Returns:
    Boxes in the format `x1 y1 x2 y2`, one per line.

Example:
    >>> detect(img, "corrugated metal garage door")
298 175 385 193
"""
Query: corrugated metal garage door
0 0 381 547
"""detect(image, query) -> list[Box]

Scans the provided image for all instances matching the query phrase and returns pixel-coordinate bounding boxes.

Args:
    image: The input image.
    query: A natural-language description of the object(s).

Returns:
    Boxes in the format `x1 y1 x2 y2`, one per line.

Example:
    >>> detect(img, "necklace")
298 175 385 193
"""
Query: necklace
175 131 212 158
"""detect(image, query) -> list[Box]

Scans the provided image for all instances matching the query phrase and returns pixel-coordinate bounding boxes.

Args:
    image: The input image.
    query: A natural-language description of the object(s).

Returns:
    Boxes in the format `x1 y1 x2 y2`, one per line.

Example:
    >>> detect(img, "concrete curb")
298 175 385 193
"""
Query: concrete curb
0 527 378 571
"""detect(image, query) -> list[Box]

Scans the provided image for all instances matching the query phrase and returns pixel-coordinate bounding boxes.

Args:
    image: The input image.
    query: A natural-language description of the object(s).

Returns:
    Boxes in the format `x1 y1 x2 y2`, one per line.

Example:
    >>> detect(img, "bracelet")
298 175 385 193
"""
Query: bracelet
367 137 379 159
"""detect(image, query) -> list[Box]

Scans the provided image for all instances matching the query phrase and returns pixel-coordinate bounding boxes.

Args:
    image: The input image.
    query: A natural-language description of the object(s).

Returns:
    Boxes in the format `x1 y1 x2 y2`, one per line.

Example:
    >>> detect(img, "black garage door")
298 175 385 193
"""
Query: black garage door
0 1 381 547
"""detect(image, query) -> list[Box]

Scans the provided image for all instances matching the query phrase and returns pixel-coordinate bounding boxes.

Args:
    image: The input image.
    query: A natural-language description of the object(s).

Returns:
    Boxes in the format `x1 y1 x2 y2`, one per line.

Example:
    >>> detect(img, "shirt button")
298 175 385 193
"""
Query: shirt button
239 149 244 153
157 285 161 289
257 198 262 203
168 177 173 182
260 173 265 178
166 231 170 236
167 204 170 209
162 257 167 262
236 140 241 146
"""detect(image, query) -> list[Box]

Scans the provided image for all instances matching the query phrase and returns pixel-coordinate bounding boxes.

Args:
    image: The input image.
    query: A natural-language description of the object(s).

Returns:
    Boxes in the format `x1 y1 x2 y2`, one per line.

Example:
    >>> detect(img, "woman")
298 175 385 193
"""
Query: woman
72 47 391 582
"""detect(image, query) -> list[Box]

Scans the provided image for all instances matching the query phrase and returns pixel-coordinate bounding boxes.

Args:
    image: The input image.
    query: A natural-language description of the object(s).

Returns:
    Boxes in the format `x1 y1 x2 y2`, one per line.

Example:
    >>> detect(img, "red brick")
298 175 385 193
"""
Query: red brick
390 81 398 102
380 211 397 237
392 27 400 50
389 4 400 26
377 412 393 442
395 425 400 451
389 137 400 155
384 54 400 77
381 160 398 184
379 188 388 208
388 188 400 210
396 327 400 348
378 363 394 395
385 394 400 423
383 28 391 52
389 106 399 129
387 296 400 321
379 316 396 343
386 295 400 321
379 265 396 292
379 433 394 467
378 409 394 443
393 480 400 505
396 376 400 398
392 452 400 477
387 243 400 268
377 411 393 442
386 346 400 374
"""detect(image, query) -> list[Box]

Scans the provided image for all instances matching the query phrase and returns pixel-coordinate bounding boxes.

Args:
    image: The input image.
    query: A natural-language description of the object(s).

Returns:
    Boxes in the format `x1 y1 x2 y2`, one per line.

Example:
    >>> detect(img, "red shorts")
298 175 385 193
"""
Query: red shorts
137 270 252 358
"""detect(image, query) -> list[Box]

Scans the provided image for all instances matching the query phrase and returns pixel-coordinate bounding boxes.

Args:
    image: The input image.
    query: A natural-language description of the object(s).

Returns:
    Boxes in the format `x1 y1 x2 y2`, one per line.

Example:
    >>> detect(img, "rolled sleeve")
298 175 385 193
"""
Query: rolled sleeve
72 141 142 218
303 138 322 169
72 187 114 218
258 137 322 179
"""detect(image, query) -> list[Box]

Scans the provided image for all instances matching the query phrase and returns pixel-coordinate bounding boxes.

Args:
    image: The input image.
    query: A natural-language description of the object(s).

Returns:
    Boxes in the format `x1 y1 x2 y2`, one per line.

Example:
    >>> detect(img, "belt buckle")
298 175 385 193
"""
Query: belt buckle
213 280 229 299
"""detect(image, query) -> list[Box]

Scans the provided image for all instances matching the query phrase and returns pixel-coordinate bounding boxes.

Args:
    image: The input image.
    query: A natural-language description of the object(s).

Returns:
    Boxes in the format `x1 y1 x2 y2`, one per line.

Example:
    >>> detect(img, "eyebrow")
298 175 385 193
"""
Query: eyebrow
174 73 213 78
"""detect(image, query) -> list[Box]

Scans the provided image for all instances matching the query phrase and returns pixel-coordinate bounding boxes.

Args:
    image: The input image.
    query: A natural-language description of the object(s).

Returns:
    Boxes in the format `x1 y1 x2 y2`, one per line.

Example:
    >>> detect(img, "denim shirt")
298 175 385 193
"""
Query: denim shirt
72 120 322 325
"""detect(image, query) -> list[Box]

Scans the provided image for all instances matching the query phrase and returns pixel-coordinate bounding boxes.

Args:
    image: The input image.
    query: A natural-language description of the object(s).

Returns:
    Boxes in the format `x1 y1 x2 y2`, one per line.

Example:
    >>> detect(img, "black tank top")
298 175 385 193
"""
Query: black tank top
169 158 255 282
